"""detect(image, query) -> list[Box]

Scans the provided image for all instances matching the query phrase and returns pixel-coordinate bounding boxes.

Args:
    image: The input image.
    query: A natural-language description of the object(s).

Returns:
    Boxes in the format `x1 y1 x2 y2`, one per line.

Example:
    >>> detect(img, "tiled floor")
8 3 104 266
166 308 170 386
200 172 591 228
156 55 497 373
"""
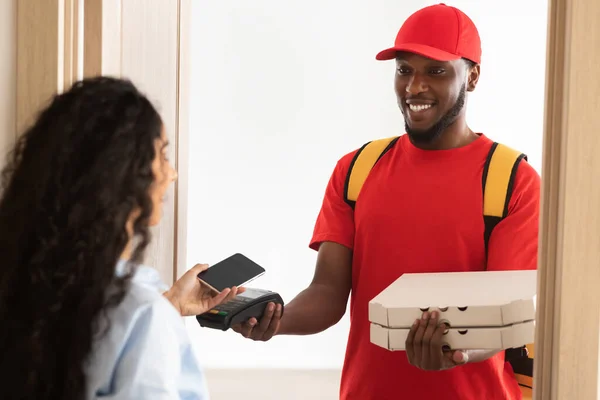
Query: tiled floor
204 369 341 400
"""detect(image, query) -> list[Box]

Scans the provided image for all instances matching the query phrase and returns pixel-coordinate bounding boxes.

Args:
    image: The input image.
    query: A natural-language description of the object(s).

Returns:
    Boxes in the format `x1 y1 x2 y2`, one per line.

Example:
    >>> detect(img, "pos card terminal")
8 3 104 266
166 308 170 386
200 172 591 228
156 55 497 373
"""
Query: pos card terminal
196 287 285 331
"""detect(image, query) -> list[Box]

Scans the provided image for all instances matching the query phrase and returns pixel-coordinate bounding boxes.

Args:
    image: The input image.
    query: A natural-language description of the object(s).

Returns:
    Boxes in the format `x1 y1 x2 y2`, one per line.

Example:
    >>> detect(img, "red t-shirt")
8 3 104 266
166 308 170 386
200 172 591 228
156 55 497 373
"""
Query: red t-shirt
309 134 540 400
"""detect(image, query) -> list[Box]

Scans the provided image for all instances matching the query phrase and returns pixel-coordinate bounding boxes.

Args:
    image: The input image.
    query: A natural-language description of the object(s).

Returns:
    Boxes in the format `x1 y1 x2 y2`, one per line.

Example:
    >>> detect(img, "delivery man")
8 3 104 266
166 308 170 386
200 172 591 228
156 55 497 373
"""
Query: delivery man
232 4 540 400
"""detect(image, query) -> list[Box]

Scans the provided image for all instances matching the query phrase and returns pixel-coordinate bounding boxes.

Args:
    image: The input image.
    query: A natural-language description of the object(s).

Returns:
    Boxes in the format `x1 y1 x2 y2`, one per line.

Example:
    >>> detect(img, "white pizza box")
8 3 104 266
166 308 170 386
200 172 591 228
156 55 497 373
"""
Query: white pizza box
370 320 535 351
368 270 536 329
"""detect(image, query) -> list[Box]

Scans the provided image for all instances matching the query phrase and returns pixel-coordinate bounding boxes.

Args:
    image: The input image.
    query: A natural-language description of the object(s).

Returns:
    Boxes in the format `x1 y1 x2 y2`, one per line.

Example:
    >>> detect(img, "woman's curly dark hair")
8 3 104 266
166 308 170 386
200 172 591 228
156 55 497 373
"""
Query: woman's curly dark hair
0 76 163 400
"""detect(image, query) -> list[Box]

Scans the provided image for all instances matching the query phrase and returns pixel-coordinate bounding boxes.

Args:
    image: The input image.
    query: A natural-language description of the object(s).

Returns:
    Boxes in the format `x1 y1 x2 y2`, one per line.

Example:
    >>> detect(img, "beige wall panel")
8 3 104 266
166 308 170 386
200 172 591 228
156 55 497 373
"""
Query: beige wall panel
83 0 121 78
16 0 63 134
6 0 186 287
0 0 17 163
63 0 78 90
83 0 102 78
175 0 191 279
535 0 600 399
80 0 186 284
120 0 180 285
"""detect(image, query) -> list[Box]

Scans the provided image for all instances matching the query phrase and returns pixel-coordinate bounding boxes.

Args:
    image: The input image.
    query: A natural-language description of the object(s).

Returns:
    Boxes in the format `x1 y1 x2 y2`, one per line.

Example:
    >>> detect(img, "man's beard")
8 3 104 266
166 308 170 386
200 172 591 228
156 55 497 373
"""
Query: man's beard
405 83 467 145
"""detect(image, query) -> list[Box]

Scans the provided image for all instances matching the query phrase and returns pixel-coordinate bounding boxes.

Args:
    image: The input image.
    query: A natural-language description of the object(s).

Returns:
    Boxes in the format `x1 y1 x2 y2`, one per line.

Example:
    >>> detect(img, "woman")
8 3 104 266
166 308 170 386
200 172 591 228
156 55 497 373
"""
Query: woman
0 77 240 399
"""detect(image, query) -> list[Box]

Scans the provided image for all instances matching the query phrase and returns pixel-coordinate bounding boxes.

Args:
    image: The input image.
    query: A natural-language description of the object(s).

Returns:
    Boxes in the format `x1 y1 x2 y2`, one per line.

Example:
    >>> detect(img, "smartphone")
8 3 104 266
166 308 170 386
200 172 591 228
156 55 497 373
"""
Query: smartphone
197 253 266 293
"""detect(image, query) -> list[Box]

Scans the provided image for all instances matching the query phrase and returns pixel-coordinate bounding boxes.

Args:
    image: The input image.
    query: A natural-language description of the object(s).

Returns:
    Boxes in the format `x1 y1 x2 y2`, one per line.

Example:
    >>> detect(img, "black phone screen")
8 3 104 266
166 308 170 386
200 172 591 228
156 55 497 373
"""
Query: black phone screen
197 253 266 292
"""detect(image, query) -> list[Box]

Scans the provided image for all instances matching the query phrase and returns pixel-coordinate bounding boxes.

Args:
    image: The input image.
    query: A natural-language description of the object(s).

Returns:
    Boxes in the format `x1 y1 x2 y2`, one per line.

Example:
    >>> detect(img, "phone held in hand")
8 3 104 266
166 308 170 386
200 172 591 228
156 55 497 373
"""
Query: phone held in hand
197 253 266 293
195 253 285 331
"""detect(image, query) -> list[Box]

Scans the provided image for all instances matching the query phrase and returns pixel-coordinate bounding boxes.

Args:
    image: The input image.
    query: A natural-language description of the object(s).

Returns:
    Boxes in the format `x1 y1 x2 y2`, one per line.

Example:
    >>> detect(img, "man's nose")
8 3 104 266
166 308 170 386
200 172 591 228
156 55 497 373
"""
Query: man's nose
406 74 428 95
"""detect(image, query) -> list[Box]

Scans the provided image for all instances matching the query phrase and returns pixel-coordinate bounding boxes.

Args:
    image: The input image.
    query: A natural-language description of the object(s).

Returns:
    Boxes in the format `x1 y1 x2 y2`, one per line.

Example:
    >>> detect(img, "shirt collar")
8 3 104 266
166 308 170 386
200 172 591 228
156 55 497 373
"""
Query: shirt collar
115 258 169 293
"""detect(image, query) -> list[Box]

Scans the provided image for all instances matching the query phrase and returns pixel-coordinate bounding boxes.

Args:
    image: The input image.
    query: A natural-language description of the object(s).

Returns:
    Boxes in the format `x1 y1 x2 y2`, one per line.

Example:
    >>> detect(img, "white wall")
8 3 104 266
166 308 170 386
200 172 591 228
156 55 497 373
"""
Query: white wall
186 0 548 369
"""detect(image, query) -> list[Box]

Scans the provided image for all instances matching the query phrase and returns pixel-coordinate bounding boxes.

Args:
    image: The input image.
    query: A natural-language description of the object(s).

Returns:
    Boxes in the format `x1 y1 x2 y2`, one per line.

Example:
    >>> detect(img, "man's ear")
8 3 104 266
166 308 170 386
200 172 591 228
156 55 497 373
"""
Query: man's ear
467 64 480 92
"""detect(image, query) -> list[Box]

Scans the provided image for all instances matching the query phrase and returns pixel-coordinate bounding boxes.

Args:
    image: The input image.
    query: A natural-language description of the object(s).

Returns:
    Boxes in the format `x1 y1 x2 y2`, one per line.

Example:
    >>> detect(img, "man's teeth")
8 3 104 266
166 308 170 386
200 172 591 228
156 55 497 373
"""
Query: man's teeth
409 104 433 112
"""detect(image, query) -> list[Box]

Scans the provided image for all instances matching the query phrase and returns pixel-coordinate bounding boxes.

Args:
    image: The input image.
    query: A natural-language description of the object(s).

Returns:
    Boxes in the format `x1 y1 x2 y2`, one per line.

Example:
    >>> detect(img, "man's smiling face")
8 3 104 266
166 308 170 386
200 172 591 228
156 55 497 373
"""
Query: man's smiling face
394 52 479 144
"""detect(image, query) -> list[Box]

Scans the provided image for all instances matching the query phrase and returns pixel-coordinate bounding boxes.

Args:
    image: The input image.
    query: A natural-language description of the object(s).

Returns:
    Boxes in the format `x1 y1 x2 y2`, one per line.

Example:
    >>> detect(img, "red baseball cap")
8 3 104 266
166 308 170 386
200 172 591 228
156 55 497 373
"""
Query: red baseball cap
375 3 481 64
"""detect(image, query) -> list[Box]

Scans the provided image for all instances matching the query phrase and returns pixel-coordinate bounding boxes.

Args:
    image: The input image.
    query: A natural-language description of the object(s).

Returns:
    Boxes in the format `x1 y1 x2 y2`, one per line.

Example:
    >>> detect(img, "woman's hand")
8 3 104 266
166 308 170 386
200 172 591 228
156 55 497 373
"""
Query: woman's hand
164 263 245 316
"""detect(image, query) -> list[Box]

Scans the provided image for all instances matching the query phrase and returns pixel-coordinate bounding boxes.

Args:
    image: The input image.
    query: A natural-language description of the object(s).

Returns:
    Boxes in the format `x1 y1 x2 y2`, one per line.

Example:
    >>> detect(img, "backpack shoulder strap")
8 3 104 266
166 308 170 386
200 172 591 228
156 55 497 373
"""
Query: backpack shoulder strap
343 136 399 208
482 142 528 254
483 142 532 394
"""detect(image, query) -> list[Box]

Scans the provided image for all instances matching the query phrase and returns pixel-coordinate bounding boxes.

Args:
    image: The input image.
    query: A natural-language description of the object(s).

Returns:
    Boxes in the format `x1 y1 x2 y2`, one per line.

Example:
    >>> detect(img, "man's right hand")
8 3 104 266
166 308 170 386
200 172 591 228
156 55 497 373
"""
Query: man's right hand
230 242 352 340
231 301 283 341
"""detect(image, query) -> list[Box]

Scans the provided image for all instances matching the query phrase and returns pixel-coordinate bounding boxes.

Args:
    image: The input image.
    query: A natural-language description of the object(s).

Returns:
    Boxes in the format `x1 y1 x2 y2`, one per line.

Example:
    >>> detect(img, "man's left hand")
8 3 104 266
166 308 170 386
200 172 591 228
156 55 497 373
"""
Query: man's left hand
405 311 468 371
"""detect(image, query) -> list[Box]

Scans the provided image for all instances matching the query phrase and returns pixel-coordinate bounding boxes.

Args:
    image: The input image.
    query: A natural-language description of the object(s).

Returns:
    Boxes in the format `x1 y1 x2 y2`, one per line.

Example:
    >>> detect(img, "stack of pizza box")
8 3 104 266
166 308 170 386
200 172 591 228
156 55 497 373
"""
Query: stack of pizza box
369 269 536 351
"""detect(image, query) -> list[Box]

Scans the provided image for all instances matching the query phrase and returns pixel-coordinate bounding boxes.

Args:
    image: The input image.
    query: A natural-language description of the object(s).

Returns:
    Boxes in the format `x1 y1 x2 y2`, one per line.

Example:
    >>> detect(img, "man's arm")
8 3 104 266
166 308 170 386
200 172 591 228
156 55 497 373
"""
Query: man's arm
232 152 357 341
231 241 352 340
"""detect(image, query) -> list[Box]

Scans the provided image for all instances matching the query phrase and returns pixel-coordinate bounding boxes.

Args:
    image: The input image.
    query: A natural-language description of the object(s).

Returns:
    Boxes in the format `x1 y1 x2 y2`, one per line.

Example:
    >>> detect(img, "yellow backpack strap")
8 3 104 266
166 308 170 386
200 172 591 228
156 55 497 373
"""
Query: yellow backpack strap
482 142 528 255
344 136 399 208
484 142 532 394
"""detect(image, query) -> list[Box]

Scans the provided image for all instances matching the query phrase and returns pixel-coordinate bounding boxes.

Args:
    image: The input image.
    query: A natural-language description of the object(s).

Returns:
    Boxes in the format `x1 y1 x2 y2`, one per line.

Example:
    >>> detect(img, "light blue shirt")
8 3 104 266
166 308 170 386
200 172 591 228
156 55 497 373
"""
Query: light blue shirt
85 260 210 399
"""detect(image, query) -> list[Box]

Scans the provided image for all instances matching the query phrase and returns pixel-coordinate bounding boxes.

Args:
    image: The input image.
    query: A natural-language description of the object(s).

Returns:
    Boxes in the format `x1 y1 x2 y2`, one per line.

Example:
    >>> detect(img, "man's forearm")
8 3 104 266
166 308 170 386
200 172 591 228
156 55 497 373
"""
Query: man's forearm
277 283 348 336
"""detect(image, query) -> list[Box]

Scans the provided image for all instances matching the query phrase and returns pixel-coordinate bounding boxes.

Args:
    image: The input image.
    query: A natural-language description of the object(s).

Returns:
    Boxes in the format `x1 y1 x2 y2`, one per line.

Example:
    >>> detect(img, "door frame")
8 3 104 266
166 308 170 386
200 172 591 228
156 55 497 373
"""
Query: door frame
534 0 600 398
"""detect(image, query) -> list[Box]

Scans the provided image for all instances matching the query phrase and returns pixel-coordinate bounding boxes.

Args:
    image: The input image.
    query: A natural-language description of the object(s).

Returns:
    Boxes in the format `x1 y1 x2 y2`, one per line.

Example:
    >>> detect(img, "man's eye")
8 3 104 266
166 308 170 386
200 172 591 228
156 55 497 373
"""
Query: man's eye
397 67 411 74
429 68 444 75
